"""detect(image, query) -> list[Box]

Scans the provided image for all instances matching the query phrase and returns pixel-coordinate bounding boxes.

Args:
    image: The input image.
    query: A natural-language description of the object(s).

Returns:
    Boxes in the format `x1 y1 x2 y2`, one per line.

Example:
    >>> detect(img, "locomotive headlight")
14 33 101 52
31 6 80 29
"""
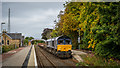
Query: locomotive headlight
58 49 61 52
58 47 61 50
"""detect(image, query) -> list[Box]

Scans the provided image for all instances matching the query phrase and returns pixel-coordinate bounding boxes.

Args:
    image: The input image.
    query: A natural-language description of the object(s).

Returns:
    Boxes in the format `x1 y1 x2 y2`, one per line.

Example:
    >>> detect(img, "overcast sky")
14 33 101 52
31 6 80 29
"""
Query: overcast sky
1 2 65 39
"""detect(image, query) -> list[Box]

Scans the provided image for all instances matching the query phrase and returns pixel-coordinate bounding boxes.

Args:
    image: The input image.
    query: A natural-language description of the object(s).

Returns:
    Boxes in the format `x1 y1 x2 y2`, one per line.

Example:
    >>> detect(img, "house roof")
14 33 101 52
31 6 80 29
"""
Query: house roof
0 33 22 40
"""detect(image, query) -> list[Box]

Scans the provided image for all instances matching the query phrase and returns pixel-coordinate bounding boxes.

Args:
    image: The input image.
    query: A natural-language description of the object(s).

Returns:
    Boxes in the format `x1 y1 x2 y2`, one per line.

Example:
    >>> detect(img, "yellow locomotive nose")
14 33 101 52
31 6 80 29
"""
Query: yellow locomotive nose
63 48 66 51
57 45 72 51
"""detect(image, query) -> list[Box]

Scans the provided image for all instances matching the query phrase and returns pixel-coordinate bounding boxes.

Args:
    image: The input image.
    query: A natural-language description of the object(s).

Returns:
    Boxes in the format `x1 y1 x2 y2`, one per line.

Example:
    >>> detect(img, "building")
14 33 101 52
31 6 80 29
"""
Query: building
41 28 53 40
0 30 24 47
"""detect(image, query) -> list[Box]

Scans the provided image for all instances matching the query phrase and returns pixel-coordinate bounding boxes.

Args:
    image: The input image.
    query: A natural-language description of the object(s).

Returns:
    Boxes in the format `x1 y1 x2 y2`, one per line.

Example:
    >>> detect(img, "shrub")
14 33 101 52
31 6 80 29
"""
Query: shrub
2 45 17 53
2 45 10 53
95 39 120 59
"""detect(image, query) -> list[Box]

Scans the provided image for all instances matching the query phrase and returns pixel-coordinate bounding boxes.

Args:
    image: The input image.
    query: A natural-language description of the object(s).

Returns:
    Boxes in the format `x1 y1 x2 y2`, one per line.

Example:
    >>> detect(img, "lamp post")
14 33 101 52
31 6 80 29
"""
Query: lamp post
15 33 16 49
78 28 80 49
21 36 22 47
1 22 5 54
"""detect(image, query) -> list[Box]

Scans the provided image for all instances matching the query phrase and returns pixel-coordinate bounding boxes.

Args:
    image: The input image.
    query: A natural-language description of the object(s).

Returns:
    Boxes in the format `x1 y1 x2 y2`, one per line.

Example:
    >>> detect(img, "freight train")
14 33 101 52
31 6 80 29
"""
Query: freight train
39 35 72 58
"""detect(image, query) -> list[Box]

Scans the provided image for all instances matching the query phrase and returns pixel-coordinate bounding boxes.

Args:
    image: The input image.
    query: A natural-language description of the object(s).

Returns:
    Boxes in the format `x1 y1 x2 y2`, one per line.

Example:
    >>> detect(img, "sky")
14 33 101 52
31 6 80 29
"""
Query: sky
1 2 66 39
1 0 118 40
0 2 2 26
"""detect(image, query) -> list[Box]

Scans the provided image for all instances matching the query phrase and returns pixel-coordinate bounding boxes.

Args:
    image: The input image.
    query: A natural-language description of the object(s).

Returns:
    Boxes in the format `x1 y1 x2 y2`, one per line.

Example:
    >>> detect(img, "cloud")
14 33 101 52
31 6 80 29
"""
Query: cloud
2 2 64 39
9 8 59 27
0 2 2 23
2 0 69 2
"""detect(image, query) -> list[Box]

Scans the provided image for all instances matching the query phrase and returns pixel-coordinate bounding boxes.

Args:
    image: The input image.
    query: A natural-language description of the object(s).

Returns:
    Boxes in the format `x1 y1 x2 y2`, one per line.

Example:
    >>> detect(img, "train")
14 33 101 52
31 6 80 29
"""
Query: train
39 35 72 58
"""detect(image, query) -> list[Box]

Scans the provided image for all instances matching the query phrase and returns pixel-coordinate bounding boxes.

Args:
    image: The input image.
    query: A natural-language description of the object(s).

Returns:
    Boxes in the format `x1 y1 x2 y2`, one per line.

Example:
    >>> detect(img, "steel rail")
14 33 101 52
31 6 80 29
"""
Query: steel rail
35 46 44 68
38 46 56 68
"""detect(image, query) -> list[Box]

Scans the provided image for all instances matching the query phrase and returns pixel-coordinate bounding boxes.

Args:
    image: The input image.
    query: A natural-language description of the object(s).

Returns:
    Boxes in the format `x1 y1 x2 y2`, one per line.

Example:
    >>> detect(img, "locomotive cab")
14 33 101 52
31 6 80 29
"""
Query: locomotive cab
56 36 72 58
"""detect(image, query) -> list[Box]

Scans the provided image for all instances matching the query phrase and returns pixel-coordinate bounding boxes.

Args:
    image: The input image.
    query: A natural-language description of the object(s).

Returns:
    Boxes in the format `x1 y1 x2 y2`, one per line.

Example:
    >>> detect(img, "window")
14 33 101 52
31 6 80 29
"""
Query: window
2 40 4 44
52 41 54 46
65 40 71 44
48 41 51 45
7 40 9 45
46 42 48 45
58 40 64 44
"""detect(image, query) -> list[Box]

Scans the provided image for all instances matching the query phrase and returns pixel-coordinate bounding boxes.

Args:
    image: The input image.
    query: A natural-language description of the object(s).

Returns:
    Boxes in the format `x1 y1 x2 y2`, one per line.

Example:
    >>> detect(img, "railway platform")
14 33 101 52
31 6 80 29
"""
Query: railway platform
71 50 87 62
27 45 37 68
2 45 34 68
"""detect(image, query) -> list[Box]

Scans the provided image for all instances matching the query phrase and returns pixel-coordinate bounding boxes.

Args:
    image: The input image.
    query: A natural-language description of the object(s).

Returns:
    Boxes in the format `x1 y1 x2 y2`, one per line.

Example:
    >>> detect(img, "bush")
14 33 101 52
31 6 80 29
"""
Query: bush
2 45 10 53
95 39 120 59
80 44 88 49
2 45 17 53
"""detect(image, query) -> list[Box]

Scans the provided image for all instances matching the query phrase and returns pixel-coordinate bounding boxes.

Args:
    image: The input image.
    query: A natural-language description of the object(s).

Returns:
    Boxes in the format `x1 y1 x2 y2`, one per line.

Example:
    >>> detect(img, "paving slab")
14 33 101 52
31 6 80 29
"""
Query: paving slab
71 50 87 55
2 46 31 67
2 47 25 60
71 50 87 62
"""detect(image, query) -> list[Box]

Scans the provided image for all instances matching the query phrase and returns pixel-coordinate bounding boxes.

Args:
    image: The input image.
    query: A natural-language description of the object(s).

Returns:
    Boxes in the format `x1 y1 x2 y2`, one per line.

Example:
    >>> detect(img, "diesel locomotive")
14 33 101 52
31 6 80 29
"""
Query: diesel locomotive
45 35 72 58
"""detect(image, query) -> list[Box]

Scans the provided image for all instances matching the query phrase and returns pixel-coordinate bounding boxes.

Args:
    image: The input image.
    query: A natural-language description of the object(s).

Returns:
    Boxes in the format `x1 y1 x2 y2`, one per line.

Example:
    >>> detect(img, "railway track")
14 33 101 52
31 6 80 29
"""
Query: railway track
35 45 77 67
35 45 56 68
60 59 75 66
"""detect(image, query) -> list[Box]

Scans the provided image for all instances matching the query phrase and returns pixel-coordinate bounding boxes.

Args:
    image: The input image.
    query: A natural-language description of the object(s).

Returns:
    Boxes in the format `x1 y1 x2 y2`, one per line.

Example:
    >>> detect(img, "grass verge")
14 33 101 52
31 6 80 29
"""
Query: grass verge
76 53 120 67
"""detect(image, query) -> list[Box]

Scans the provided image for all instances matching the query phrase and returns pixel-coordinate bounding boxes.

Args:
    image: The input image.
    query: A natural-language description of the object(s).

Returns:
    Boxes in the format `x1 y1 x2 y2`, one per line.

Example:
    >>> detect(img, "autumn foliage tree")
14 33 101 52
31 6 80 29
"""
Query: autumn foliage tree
51 2 120 59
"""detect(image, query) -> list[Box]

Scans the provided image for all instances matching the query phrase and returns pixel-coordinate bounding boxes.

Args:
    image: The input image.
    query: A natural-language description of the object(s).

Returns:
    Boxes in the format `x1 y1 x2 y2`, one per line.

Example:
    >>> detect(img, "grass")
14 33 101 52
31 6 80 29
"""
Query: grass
76 53 120 67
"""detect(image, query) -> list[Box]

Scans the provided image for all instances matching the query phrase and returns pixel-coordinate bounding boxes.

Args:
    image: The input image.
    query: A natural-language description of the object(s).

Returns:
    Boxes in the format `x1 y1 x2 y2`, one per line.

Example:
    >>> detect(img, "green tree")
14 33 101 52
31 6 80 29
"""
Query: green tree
31 40 45 45
53 2 120 59
24 39 28 45
24 36 34 45
29 37 34 40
